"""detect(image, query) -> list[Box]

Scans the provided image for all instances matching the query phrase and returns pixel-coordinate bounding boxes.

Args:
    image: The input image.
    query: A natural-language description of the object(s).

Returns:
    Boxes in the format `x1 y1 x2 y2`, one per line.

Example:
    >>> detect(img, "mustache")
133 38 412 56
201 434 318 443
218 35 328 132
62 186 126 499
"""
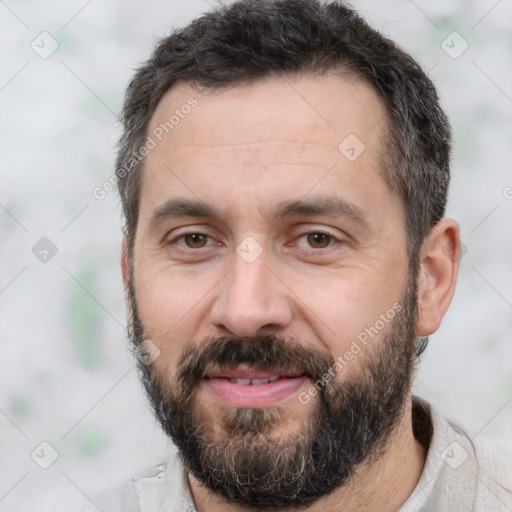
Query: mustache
174 335 335 390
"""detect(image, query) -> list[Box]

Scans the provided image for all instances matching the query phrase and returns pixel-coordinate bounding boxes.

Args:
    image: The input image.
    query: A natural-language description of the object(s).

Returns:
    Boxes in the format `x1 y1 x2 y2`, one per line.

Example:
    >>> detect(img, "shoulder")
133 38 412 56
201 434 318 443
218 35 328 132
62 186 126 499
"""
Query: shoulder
432 403 512 511
94 449 195 512
402 397 512 511
471 434 512 509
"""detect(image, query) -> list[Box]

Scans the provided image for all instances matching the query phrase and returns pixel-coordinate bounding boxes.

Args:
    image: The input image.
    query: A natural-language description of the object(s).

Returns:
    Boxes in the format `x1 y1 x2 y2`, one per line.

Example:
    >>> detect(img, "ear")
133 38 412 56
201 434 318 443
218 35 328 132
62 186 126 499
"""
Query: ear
416 218 461 337
121 236 129 288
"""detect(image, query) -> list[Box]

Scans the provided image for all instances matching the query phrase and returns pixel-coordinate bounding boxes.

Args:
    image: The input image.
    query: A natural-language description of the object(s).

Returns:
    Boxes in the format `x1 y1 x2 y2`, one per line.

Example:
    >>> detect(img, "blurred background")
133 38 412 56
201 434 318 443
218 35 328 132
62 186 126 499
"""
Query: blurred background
1 0 511 509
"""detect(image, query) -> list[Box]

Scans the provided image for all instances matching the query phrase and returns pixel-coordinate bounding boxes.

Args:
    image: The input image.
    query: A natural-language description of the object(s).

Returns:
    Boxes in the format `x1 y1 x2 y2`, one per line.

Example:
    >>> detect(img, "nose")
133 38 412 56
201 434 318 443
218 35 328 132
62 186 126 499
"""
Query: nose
209 250 293 338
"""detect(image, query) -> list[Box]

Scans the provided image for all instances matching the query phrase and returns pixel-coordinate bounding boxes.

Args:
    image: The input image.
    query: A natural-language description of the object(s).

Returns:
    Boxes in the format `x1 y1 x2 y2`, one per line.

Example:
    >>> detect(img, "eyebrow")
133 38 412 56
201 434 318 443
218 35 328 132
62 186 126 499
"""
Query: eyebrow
149 195 368 231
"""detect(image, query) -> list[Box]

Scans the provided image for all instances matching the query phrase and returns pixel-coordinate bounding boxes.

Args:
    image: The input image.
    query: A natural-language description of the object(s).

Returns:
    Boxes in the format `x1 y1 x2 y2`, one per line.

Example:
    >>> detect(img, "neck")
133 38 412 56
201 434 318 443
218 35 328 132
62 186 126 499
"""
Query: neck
188 395 426 512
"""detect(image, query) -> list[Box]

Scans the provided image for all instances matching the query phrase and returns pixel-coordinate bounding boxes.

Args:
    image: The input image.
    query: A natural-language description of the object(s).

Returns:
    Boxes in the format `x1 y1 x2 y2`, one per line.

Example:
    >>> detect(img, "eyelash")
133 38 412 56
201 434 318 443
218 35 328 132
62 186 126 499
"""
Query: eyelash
169 231 340 251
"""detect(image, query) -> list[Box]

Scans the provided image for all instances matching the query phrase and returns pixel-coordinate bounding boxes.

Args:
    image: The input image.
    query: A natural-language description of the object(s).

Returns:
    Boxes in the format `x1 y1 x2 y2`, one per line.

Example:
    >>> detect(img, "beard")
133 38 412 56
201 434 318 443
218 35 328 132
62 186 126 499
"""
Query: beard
126 271 419 509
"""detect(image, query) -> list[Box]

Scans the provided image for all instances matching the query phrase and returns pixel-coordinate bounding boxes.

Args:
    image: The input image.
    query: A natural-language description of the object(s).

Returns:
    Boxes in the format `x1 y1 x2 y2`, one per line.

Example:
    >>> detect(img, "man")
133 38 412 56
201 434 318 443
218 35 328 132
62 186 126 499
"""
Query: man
106 0 512 510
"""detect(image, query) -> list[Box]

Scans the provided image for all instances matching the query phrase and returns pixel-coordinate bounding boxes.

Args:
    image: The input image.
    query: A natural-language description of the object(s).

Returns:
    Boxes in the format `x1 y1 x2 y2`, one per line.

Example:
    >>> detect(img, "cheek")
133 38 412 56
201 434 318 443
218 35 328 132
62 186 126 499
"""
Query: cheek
291 269 406 358
132 265 213 366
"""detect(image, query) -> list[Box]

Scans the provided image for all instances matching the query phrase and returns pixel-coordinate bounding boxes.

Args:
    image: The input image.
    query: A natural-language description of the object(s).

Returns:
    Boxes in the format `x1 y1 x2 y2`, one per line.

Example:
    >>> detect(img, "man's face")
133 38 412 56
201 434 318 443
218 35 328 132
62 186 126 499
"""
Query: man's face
127 74 417 507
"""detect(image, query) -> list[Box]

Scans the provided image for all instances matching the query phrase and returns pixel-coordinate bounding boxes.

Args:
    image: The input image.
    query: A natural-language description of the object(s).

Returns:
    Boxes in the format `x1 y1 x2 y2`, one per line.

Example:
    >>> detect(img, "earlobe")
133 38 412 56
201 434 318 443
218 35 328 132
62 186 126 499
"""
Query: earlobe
416 218 461 337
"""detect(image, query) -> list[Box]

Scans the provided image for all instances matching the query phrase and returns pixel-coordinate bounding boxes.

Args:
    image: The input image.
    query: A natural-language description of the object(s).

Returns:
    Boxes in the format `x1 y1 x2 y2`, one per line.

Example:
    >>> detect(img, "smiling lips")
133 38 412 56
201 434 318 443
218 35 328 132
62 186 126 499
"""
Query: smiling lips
204 367 307 407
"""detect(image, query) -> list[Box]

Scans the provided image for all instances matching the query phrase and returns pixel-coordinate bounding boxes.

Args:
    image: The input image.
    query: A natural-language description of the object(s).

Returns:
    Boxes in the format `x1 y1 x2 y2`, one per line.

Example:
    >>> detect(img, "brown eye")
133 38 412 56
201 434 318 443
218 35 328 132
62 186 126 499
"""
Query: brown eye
183 233 209 248
306 233 332 249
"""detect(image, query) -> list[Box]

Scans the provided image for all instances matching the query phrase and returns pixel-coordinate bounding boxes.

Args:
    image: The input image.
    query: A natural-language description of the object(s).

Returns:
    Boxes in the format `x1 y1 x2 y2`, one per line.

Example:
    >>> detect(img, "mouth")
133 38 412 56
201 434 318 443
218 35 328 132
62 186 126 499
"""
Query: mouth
203 366 307 407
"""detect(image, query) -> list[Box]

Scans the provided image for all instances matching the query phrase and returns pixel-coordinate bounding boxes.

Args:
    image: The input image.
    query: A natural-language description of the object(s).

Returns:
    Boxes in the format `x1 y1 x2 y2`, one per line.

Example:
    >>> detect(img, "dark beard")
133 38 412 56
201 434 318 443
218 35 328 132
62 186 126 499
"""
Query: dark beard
127 274 418 509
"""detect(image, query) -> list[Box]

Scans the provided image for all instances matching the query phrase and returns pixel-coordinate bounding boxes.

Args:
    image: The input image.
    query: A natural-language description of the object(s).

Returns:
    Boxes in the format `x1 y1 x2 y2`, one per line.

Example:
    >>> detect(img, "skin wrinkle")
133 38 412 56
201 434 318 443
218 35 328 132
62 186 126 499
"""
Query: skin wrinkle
114 2 463 510
117 2 452 272
128 229 420 507
122 71 459 511
132 325 416 508
146 196 372 251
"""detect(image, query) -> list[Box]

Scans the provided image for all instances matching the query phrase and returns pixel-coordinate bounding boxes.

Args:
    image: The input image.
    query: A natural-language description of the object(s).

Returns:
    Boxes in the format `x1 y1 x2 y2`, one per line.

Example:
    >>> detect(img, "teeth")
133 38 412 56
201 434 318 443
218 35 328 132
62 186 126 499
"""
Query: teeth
228 376 281 385
251 378 270 385
230 378 251 385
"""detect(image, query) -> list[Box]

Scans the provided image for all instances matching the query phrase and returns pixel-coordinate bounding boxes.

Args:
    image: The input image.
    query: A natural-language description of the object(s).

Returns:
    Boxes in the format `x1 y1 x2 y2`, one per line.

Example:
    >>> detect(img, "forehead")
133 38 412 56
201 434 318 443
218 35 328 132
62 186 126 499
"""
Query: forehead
139 73 397 230
148 73 387 156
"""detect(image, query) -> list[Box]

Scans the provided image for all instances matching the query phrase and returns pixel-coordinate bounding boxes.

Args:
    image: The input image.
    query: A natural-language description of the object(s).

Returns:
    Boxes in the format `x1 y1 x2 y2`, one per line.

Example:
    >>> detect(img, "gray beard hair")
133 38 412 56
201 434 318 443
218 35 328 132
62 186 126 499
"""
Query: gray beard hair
126 271 419 509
